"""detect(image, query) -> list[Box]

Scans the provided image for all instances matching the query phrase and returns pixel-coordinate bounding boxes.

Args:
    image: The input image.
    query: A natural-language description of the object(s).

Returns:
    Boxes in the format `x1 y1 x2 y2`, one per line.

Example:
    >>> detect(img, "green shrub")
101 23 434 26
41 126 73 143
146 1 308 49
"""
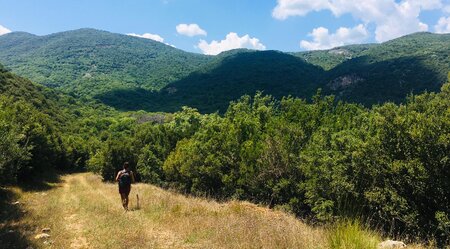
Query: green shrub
327 219 380 249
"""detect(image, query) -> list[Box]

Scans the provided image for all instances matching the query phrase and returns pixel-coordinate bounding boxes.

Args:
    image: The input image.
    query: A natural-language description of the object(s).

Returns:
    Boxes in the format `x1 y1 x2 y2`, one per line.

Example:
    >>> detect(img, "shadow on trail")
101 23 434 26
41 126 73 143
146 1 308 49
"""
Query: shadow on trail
18 170 62 192
0 188 34 249
0 171 62 248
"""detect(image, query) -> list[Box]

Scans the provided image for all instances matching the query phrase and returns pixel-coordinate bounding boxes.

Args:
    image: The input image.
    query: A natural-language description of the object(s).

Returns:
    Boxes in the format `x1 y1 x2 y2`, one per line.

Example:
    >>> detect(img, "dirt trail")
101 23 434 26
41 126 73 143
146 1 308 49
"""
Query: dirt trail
61 175 90 249
55 174 189 249
13 173 327 249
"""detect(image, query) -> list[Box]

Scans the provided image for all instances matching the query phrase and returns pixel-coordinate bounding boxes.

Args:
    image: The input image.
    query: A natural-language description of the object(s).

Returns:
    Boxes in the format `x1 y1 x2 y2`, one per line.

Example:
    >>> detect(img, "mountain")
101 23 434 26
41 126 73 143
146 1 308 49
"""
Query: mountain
96 50 325 113
0 28 212 97
0 62 121 180
319 32 450 105
97 32 450 113
0 63 65 119
0 29 449 113
294 43 377 70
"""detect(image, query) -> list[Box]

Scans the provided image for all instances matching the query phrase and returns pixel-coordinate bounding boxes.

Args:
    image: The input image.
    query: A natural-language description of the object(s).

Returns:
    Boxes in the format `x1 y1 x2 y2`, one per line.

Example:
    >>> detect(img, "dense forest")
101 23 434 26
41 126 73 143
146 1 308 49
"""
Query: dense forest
1 30 449 113
0 29 212 96
0 63 125 181
1 61 448 244
99 32 450 113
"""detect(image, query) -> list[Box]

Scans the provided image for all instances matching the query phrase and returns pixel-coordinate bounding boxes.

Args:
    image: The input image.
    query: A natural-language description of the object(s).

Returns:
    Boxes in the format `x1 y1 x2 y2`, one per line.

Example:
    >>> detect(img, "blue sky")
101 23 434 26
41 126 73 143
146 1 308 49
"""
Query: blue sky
1 0 450 54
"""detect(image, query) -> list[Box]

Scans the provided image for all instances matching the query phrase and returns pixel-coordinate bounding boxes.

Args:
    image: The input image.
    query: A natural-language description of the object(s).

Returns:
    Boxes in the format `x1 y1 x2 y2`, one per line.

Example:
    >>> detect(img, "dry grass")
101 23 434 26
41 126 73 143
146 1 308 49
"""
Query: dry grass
5 173 326 248
1 173 441 249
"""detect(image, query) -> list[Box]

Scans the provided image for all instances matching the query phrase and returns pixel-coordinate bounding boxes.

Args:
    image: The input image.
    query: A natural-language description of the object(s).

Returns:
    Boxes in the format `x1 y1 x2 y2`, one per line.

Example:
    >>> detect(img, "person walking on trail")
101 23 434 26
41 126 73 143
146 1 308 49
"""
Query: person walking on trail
115 162 135 211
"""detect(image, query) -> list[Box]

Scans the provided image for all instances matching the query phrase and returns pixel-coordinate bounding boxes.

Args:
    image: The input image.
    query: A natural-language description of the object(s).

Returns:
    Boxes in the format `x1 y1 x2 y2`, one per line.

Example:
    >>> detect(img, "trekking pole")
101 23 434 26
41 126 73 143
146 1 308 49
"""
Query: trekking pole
135 184 140 210
136 192 140 210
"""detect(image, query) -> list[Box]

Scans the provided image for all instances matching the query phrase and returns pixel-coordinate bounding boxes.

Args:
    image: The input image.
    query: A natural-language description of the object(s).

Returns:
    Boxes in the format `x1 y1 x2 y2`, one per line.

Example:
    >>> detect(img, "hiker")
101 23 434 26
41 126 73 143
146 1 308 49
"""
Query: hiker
115 162 135 211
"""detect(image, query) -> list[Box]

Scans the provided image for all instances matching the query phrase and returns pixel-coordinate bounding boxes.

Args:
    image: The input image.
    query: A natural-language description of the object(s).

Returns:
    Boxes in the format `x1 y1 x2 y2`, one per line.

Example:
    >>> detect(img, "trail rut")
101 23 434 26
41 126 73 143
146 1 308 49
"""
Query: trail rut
13 173 327 249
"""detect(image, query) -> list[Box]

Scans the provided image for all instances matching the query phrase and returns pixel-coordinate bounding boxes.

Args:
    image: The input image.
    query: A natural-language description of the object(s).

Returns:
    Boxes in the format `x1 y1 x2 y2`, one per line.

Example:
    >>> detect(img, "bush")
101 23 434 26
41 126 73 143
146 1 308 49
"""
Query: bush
327 219 380 249
139 85 450 242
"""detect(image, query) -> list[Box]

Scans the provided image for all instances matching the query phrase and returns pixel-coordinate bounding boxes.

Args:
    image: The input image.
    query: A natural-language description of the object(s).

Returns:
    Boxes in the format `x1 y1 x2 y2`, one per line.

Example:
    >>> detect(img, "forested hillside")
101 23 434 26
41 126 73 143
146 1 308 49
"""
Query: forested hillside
0 30 449 113
321 32 450 105
0 28 211 96
96 50 325 113
146 32 448 112
0 64 133 182
294 44 376 70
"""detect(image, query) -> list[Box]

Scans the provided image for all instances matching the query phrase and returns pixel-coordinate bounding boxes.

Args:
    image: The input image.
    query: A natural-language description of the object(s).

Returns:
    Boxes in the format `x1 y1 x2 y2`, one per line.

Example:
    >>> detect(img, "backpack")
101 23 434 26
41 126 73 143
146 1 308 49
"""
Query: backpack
119 170 132 188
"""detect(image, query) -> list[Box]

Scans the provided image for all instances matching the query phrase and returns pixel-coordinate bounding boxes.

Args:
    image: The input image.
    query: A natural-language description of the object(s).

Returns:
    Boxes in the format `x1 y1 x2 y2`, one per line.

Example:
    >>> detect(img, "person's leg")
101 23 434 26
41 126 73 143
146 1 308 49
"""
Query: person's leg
120 193 127 210
124 186 131 210
124 194 129 210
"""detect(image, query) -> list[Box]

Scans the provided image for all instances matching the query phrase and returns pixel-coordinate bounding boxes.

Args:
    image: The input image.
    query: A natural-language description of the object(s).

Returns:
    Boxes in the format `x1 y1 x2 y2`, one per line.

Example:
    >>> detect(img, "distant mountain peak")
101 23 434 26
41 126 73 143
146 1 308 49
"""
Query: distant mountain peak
1 31 37 38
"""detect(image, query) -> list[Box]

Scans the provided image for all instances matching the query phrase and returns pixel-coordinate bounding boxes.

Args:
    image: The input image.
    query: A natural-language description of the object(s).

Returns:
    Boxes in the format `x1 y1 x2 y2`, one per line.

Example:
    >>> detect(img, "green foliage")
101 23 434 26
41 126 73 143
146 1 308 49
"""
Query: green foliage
81 115 139 180
96 50 324 113
0 64 119 182
0 29 211 97
435 212 450 239
162 93 274 196
1 29 450 243
96 32 449 113
99 137 136 181
294 44 376 70
127 85 450 243
1 30 449 114
0 95 63 182
327 219 380 249
0 97 32 183
86 106 203 182
133 107 202 185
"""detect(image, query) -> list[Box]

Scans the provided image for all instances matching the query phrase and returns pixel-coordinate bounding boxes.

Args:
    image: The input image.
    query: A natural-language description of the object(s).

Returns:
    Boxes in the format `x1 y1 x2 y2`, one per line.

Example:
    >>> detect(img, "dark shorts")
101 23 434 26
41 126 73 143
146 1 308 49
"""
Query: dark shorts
119 185 131 196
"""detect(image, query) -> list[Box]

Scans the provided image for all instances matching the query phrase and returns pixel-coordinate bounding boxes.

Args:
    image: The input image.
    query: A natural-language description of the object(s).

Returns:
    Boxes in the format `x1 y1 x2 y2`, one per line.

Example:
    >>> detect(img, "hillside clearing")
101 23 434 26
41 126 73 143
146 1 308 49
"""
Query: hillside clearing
1 173 328 249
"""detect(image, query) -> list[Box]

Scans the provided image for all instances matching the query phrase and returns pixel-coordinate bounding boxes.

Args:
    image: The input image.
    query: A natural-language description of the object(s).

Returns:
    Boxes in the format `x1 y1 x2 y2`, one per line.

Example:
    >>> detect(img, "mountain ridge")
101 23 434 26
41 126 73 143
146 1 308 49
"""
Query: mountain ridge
0 28 449 113
0 28 212 96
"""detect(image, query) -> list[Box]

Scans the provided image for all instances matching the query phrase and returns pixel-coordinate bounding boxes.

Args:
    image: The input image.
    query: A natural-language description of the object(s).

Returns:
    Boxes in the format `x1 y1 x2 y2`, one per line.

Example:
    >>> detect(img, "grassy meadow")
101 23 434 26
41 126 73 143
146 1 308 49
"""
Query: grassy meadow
0 173 439 249
2 173 325 248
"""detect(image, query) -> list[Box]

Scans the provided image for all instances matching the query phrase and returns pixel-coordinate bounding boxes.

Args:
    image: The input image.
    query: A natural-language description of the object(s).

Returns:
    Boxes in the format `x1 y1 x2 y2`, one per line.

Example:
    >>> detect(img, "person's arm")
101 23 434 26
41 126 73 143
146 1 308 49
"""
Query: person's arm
115 171 122 182
131 171 136 183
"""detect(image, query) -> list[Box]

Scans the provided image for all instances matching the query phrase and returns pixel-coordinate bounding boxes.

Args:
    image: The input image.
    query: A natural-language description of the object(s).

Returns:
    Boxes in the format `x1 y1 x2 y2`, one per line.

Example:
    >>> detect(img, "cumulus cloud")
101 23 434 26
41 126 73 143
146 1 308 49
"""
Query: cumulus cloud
300 24 369 50
127 32 165 42
0 24 11 36
127 32 176 47
197 32 266 55
435 16 450 33
445 5 450 13
273 0 330 19
272 0 444 42
176 23 207 37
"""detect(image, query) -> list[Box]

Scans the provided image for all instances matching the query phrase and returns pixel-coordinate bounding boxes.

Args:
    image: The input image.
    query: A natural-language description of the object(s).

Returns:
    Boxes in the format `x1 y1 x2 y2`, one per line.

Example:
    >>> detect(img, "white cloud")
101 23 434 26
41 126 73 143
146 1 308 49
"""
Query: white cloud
273 0 330 19
435 16 450 33
0 24 11 36
445 5 450 13
127 32 165 42
127 32 176 47
272 0 444 42
300 24 369 50
176 23 207 37
197 32 266 55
